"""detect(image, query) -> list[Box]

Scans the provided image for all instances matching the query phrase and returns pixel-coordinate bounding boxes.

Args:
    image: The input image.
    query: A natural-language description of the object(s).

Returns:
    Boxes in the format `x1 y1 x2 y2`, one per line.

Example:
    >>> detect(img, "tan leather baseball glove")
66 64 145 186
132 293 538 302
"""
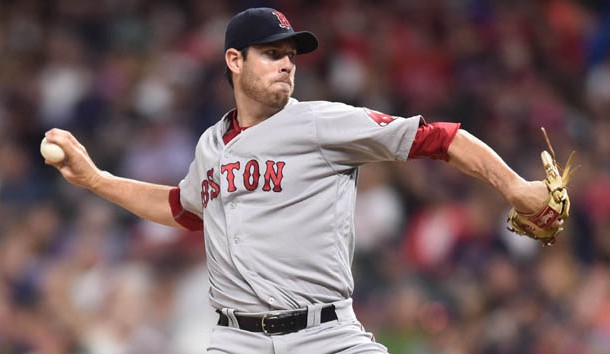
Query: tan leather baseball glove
507 128 576 246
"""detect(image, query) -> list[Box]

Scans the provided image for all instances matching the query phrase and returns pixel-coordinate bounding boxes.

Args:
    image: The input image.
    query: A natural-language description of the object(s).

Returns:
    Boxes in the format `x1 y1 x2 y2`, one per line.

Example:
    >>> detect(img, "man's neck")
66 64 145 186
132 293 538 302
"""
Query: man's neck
234 92 287 127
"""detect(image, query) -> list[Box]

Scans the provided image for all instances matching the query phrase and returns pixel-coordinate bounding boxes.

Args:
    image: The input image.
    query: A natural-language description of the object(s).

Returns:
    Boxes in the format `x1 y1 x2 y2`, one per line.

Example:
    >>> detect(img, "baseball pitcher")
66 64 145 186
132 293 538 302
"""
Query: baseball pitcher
43 7 572 354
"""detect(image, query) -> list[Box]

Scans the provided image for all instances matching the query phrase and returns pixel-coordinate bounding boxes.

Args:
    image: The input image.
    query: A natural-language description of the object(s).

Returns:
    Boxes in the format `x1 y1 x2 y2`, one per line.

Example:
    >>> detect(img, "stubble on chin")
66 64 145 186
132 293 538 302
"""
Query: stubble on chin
256 84 291 110
240 72 292 110
268 80 294 109
271 89 290 108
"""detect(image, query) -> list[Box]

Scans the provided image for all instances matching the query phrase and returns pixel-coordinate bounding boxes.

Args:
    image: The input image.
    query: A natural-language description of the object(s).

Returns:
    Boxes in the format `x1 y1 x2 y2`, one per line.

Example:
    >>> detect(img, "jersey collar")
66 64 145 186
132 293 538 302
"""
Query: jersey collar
221 98 299 144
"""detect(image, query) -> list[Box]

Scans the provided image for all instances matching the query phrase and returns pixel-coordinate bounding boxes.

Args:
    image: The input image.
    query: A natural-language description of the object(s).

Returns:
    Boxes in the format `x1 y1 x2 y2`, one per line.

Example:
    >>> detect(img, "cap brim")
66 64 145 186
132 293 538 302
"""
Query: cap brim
249 31 318 54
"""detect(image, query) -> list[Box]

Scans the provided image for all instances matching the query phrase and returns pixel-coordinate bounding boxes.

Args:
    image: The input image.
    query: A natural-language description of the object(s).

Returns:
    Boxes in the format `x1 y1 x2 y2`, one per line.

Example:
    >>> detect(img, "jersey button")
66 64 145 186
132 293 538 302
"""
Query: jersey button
268 297 276 304
234 236 240 244
230 202 237 209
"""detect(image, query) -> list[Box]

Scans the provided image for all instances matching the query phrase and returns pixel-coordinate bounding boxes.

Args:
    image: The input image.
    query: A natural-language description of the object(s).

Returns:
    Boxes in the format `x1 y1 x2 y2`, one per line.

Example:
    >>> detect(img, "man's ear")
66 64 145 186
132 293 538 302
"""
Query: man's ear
225 48 242 76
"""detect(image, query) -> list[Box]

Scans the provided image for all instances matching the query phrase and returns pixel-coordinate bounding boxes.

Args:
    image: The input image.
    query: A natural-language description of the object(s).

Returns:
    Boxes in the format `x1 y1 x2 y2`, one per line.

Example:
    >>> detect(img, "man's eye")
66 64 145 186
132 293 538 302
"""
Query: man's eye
264 49 296 61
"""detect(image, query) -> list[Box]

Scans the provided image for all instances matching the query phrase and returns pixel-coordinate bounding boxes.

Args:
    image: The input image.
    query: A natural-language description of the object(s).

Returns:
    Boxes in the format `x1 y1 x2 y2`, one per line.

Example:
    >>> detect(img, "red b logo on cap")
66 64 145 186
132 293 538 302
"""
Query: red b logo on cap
272 11 292 29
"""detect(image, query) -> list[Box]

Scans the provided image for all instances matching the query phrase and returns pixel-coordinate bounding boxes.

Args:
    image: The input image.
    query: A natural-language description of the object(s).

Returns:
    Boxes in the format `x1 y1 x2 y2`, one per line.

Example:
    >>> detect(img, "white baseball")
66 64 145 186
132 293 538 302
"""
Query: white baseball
40 137 66 163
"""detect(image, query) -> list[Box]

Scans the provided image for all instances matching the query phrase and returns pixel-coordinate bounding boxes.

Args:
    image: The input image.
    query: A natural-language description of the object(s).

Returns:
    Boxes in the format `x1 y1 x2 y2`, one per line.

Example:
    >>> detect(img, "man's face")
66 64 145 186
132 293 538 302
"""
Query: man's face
237 39 297 110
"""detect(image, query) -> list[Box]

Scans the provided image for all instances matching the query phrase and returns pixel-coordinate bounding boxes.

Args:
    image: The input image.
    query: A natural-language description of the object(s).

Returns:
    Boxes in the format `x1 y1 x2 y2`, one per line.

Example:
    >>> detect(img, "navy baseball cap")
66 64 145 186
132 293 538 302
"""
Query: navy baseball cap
224 8 318 54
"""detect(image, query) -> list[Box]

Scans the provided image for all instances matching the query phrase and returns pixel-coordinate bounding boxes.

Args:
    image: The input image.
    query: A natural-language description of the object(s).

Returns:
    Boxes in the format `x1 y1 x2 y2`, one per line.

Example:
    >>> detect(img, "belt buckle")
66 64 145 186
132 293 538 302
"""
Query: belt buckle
261 312 282 335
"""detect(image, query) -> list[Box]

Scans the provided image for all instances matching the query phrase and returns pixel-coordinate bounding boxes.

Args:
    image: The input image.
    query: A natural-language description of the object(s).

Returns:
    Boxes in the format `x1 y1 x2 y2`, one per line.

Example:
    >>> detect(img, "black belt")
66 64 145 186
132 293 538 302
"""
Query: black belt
217 305 337 335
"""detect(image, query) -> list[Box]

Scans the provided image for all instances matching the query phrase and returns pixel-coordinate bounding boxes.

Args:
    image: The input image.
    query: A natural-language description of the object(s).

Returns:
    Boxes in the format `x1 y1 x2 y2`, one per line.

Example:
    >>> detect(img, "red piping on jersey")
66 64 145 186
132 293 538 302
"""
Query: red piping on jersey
408 121 461 161
223 110 251 144
169 187 203 231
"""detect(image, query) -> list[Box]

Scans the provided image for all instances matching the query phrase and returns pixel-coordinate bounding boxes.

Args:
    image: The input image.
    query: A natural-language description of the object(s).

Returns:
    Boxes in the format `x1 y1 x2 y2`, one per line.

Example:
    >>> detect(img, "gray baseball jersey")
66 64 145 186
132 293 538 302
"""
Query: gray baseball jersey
178 98 420 313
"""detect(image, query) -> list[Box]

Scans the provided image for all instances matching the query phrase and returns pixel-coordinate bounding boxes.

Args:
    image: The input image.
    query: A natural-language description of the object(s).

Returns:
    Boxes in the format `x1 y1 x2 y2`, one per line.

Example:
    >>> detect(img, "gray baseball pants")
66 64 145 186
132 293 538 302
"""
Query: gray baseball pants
207 299 388 354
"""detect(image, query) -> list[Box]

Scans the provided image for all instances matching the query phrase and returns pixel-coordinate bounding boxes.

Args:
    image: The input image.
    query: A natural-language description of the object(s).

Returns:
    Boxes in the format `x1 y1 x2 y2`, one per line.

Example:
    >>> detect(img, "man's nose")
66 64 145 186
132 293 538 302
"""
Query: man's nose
279 55 294 73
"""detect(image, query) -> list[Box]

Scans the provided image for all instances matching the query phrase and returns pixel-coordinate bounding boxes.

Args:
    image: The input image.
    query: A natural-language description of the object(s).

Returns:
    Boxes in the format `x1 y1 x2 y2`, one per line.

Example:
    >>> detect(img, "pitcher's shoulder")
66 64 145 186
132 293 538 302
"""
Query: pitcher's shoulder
292 99 360 117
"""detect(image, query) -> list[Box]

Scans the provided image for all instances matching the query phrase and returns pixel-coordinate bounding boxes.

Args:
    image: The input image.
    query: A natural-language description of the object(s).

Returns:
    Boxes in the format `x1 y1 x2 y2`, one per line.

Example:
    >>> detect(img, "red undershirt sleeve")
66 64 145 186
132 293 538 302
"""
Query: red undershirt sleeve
169 187 203 231
408 121 461 161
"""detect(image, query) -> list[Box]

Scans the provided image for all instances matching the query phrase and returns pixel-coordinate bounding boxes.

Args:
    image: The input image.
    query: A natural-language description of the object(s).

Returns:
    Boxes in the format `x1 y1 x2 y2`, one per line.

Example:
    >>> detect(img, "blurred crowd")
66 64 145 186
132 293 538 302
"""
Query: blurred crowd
1 0 609 353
